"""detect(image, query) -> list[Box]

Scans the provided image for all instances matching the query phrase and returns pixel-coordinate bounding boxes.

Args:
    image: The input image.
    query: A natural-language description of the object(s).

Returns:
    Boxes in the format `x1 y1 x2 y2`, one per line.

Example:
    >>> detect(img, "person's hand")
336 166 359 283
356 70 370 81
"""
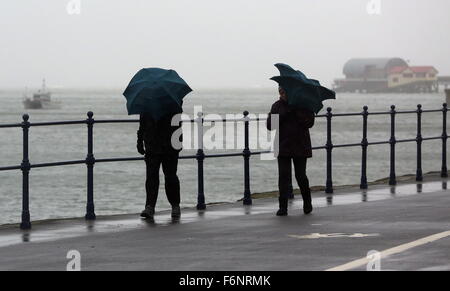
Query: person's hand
137 141 145 155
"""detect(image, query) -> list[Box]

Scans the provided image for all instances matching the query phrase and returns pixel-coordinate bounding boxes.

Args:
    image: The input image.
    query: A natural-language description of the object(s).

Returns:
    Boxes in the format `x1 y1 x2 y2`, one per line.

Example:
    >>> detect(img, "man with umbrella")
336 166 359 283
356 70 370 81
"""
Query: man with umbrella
267 64 335 216
123 68 192 219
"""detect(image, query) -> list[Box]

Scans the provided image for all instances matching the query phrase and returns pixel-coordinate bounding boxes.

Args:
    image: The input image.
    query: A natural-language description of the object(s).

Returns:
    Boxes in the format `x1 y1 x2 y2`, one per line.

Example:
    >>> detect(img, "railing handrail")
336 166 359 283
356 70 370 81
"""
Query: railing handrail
1 106 446 129
0 104 448 229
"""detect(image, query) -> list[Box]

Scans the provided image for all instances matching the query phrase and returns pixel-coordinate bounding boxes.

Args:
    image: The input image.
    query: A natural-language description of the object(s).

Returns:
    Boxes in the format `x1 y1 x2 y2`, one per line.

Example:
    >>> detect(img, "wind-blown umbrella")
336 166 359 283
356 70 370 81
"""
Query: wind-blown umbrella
270 63 335 114
123 68 192 120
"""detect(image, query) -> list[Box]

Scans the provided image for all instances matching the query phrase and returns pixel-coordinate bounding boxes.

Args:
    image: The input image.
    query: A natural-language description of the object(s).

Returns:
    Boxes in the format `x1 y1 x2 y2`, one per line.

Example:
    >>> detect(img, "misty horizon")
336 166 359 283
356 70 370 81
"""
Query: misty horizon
1 0 450 90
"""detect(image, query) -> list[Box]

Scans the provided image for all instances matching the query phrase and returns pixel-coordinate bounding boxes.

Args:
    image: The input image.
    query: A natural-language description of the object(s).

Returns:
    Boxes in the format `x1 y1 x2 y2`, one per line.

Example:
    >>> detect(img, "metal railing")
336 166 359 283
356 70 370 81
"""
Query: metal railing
0 103 448 230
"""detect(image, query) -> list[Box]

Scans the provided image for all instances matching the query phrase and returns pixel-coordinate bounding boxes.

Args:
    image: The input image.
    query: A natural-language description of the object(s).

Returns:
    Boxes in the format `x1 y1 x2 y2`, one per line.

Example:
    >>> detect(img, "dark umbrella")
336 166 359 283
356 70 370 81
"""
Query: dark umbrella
270 63 336 114
123 68 192 119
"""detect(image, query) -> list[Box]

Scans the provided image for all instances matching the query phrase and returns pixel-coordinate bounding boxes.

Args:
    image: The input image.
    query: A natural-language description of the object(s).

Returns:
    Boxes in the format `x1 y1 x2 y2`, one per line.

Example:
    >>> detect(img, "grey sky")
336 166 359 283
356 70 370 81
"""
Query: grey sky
1 0 449 89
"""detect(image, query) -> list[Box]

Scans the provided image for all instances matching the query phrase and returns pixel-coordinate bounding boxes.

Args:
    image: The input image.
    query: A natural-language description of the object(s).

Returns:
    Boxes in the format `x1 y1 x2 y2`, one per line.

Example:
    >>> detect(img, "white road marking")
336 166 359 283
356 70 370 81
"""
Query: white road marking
326 230 450 271
289 233 379 239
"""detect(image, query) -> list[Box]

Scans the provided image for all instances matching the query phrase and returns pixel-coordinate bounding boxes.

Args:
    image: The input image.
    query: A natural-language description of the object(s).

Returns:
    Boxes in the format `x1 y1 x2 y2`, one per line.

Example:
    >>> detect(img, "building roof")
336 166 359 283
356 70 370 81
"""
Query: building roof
409 66 438 73
389 66 439 74
343 58 409 76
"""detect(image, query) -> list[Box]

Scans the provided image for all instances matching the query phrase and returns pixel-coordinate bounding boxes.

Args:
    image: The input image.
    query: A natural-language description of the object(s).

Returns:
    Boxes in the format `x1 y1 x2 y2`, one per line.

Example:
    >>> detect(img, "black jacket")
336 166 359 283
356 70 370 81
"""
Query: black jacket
266 99 315 158
137 113 182 154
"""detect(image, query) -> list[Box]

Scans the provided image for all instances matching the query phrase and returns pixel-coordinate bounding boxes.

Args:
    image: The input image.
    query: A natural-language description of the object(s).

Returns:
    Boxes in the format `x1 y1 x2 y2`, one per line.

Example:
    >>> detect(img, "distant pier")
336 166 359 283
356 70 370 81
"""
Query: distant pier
334 58 441 93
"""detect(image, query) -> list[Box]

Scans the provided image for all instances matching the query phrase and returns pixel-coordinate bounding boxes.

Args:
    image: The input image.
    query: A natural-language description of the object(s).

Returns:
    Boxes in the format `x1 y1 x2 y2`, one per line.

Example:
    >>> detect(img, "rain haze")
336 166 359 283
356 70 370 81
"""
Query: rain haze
2 1 450 273
1 0 450 89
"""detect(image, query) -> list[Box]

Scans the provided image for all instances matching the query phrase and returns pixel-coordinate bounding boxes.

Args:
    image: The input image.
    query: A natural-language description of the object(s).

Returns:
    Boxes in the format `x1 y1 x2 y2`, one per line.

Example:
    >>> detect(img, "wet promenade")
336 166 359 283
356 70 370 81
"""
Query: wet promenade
0 175 449 271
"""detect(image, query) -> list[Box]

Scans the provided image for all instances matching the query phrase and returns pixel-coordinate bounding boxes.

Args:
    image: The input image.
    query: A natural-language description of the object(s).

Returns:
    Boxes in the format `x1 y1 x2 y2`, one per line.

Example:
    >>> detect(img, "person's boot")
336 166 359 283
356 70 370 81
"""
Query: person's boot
171 206 181 218
140 206 155 218
276 208 288 216
302 191 313 215
276 197 288 216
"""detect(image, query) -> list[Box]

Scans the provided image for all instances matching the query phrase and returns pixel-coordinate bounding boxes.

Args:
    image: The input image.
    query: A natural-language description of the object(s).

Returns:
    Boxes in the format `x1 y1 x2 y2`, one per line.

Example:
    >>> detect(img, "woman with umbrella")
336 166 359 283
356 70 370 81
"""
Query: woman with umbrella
123 68 192 219
267 64 335 216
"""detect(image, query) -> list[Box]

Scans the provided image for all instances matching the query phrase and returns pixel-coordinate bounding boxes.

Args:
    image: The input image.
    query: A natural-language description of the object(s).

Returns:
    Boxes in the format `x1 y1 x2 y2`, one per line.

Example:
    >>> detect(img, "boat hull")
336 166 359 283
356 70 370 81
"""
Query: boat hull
23 99 62 110
23 98 43 109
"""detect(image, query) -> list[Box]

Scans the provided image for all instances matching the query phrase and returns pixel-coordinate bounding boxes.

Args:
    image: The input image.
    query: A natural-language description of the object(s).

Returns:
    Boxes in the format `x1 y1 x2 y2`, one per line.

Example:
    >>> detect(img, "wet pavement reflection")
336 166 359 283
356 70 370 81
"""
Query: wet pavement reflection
0 180 448 248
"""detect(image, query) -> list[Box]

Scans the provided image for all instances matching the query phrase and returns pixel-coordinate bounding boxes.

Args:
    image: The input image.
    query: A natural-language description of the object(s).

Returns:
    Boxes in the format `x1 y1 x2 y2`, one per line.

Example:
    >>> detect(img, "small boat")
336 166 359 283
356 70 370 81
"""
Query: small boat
23 79 61 109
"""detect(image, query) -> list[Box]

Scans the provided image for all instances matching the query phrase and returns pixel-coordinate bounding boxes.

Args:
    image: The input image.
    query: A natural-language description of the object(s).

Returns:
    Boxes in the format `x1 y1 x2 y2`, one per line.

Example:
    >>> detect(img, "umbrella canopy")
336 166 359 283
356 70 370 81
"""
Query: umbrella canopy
270 63 335 114
123 68 192 119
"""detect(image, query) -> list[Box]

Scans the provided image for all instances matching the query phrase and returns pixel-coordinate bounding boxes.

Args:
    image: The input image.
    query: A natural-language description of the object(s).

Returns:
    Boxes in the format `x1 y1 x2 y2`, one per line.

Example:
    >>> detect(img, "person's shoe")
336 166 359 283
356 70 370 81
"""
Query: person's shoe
302 193 313 214
276 208 288 216
140 206 155 218
303 202 313 215
171 206 181 218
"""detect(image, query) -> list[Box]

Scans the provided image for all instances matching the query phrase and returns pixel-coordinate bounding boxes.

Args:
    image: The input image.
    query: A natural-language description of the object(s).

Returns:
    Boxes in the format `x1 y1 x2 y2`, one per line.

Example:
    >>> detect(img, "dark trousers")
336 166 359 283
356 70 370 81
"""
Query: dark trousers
277 156 311 209
145 153 180 208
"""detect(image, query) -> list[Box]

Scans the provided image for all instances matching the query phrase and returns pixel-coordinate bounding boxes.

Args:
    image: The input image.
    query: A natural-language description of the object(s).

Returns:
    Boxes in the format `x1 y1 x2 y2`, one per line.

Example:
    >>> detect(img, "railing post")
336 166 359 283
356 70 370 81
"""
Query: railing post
20 114 31 230
242 111 252 205
389 105 397 186
416 104 423 181
360 106 369 189
196 112 206 210
442 103 448 178
85 111 96 220
325 107 333 194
